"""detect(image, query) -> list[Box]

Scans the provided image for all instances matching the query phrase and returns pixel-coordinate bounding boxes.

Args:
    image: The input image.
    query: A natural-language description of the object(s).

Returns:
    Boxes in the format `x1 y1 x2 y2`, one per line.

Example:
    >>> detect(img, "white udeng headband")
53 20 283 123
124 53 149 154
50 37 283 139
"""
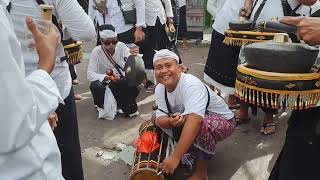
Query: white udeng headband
100 29 117 39
153 49 179 65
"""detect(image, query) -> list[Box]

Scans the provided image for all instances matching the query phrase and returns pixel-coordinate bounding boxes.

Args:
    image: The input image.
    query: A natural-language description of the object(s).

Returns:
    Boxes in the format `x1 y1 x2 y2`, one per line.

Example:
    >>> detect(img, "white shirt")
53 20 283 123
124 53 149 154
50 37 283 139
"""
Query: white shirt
88 1 111 27
250 0 300 24
0 5 64 180
9 0 96 100
206 0 226 20
87 42 130 82
296 0 320 16
178 0 186 8
213 0 244 34
88 0 145 34
155 73 234 120
145 0 174 26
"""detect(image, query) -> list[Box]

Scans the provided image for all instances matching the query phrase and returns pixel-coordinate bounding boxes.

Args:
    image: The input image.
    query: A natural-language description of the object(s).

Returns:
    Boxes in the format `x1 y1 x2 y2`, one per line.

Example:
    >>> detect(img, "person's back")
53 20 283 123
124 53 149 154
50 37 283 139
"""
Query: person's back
0 3 64 179
8 1 95 179
9 0 95 99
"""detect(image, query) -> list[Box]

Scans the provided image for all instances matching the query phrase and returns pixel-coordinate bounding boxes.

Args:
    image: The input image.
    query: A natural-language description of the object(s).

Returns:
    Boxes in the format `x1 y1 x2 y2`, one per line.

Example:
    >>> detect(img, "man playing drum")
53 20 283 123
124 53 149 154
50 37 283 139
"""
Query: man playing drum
153 49 235 180
87 25 140 118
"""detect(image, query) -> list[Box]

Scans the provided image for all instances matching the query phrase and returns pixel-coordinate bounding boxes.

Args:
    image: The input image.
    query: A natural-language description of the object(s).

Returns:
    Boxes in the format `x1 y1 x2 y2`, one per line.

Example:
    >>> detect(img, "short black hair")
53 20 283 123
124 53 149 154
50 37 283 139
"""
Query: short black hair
99 24 115 32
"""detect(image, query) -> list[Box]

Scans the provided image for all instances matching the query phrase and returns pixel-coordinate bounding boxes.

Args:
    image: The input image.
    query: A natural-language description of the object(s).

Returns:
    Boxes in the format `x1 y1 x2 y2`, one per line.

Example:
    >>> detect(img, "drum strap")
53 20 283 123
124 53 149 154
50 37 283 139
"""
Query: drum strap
164 84 210 115
101 45 125 77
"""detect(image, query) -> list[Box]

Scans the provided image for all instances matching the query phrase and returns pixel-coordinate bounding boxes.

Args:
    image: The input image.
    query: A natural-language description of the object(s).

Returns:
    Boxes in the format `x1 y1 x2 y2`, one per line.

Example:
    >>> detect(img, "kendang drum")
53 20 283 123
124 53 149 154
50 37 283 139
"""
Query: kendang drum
63 41 83 65
130 120 168 180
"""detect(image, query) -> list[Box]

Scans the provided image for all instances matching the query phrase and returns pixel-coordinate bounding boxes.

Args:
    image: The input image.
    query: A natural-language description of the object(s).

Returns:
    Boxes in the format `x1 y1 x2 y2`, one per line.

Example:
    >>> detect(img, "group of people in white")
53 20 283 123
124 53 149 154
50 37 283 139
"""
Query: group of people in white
1 0 320 180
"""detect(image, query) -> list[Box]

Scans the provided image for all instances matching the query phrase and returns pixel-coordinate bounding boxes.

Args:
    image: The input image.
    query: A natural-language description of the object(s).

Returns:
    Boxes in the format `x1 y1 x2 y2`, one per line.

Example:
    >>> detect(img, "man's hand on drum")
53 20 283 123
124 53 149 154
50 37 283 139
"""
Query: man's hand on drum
25 16 60 74
169 113 185 127
280 16 320 45
160 155 180 175
48 112 58 130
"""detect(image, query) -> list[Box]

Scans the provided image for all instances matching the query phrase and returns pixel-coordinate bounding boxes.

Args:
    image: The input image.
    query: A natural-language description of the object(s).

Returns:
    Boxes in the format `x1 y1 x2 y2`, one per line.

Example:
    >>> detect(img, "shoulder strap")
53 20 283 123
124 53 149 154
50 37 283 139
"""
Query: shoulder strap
164 88 173 114
101 46 125 77
281 0 301 16
251 0 268 28
6 1 12 12
205 85 210 110
116 0 124 11
164 84 211 115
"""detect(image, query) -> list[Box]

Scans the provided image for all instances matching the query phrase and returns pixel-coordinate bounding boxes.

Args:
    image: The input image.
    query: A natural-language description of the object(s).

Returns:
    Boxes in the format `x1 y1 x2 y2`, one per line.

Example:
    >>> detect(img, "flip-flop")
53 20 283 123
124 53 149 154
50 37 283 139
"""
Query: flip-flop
235 116 251 125
260 123 276 135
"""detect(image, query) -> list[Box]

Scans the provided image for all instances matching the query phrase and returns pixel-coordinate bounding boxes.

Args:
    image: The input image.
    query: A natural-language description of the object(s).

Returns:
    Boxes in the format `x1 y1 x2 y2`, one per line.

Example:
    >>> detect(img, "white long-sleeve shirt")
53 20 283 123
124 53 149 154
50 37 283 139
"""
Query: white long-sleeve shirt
87 42 130 82
88 0 145 34
145 0 174 26
9 0 96 100
0 4 64 180
206 0 225 20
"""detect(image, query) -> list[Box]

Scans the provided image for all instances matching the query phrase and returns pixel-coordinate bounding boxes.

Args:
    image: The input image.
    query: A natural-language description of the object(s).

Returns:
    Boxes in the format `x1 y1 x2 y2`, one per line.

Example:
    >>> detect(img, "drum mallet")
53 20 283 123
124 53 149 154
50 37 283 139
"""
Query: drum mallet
152 105 177 118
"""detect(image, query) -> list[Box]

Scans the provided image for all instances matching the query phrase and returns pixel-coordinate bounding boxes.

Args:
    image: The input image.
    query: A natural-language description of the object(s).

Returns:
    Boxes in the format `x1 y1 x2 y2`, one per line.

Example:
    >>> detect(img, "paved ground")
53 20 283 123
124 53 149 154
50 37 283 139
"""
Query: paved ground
73 40 290 180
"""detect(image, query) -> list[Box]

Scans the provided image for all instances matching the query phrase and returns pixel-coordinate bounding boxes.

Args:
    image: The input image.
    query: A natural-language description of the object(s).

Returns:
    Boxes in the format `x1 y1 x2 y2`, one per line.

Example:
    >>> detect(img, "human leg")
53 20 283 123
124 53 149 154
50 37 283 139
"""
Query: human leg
187 159 208 180
89 80 106 108
54 88 83 180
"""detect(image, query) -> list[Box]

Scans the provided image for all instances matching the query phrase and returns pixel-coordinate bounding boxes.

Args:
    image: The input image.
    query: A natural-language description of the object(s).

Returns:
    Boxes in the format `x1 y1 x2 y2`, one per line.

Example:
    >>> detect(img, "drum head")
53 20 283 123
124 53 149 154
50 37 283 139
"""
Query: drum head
124 55 145 86
130 169 164 180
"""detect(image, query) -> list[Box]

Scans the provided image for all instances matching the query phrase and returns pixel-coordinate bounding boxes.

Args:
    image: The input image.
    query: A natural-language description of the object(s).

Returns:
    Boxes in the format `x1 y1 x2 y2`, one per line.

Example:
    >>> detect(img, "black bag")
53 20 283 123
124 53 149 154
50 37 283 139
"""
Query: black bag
116 0 136 24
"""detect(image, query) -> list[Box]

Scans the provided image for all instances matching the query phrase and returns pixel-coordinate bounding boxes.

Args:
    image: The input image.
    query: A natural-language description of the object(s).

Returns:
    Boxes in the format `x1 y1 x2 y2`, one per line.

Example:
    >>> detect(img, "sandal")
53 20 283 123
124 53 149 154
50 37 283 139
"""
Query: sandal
235 116 251 125
260 123 276 135
144 80 155 90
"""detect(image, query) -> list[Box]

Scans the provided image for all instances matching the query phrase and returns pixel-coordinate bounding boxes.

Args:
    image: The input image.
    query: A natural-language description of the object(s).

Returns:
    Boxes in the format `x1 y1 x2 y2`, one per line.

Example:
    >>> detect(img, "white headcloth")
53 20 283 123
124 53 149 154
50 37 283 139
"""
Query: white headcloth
100 29 117 39
153 49 179 65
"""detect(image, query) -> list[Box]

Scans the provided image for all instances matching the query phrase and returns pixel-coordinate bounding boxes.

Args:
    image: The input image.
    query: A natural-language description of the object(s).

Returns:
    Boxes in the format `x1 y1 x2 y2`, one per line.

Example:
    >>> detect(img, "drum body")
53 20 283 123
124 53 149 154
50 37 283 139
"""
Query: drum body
63 41 83 65
130 120 168 180
235 64 320 110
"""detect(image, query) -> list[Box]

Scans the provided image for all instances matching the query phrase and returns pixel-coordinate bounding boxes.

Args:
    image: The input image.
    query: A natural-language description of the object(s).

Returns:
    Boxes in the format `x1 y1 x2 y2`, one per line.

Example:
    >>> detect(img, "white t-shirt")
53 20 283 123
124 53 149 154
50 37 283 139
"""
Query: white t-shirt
155 73 234 120
213 0 245 34
250 0 300 24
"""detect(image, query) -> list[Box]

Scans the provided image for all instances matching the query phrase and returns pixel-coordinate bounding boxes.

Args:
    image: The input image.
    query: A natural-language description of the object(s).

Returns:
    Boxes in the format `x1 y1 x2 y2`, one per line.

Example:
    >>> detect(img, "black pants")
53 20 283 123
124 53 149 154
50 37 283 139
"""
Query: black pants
141 18 169 69
54 88 83 180
117 27 136 44
90 80 140 115
178 5 187 39
269 107 320 180
69 64 77 80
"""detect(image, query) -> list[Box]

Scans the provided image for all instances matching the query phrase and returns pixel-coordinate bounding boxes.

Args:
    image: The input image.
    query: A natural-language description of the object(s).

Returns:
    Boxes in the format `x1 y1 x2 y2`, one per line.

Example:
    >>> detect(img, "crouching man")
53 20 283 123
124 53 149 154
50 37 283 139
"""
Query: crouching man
87 25 140 119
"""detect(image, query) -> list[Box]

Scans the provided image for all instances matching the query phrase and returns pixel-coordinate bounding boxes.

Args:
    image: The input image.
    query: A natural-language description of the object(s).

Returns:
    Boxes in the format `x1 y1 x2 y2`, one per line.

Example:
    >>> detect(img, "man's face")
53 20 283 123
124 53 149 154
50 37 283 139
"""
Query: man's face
154 58 181 90
101 37 118 53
